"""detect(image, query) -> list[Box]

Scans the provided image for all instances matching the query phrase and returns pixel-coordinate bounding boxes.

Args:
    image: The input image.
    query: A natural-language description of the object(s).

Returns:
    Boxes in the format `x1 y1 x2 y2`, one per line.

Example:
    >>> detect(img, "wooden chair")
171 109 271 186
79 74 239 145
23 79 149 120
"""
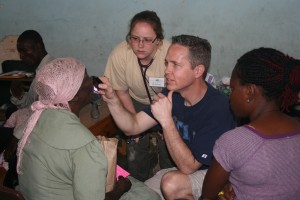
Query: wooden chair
0 185 25 200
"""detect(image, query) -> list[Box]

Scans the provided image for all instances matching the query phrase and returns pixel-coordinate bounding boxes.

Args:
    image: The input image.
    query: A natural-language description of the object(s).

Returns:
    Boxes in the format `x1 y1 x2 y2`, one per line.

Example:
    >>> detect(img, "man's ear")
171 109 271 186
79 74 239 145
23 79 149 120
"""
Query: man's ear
36 43 43 51
194 64 205 78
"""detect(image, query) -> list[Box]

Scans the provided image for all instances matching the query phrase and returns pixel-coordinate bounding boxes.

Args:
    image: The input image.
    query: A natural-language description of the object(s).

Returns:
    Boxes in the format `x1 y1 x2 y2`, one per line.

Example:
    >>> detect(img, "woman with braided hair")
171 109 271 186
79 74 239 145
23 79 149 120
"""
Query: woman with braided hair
201 47 300 200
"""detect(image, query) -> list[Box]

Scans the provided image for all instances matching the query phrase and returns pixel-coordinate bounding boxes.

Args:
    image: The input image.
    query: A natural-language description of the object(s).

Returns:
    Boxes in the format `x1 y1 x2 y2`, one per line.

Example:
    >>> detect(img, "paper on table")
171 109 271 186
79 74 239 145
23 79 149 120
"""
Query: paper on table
116 165 130 180
0 70 26 78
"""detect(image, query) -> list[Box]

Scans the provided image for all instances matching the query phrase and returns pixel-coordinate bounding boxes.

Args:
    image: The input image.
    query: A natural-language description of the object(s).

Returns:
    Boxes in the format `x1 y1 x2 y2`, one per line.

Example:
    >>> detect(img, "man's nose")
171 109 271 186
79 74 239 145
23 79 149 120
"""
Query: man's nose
164 66 171 74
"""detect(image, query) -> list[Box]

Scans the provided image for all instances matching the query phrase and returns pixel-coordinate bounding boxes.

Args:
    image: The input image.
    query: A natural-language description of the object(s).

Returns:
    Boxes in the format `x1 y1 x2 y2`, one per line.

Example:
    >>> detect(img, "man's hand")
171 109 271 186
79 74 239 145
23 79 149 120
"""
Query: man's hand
96 77 118 102
151 90 174 127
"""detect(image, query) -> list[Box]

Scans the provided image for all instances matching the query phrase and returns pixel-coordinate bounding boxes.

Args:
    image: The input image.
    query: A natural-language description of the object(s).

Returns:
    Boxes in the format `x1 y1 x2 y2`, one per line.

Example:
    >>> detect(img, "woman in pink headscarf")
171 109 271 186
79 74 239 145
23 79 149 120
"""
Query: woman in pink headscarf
14 58 134 200
14 57 110 200
15 57 161 200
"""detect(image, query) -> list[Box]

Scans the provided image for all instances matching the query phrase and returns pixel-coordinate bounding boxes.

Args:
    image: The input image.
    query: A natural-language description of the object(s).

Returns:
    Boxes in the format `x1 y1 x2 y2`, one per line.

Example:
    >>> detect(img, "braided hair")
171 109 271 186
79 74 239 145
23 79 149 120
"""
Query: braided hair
235 47 300 111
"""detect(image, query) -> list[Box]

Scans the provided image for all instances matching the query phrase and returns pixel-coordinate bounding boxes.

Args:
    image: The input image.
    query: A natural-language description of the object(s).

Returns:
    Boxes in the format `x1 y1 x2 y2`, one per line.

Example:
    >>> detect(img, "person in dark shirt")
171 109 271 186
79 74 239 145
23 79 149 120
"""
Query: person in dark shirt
97 34 235 199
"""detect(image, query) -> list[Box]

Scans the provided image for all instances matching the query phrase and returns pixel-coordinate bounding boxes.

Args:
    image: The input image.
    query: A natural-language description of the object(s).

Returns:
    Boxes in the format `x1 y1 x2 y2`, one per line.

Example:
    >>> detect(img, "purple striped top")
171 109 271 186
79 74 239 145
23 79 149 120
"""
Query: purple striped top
214 125 300 200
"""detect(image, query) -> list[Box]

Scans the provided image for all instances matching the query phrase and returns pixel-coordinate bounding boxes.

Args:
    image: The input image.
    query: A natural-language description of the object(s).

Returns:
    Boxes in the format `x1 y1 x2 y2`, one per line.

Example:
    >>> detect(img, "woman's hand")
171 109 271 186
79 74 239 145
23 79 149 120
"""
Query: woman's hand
115 176 132 192
105 176 132 200
218 181 235 200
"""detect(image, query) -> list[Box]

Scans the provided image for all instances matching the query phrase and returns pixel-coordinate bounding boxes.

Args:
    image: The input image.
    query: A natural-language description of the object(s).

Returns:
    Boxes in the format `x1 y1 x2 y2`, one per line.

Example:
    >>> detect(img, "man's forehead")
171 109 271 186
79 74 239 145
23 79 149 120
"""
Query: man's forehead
17 41 35 48
166 44 189 59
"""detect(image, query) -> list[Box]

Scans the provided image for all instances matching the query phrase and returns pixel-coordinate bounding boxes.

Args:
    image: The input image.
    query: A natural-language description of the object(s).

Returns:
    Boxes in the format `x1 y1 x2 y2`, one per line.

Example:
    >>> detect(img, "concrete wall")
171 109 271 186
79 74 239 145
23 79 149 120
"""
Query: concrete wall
0 0 299 80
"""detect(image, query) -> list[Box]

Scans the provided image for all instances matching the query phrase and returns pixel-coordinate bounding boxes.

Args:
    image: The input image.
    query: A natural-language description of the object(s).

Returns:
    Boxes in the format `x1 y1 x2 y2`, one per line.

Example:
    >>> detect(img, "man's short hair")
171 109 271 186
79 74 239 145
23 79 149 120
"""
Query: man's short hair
18 30 45 49
171 35 211 78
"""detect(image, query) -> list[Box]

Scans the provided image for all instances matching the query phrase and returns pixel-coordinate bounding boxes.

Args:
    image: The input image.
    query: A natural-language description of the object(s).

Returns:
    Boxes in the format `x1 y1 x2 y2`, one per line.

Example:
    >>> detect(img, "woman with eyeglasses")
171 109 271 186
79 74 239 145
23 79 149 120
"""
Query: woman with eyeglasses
104 10 174 182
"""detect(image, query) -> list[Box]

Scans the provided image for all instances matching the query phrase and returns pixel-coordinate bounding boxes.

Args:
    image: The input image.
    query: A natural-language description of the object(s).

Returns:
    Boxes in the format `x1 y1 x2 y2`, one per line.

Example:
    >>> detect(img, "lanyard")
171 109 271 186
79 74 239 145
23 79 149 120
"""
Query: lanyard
138 58 154 104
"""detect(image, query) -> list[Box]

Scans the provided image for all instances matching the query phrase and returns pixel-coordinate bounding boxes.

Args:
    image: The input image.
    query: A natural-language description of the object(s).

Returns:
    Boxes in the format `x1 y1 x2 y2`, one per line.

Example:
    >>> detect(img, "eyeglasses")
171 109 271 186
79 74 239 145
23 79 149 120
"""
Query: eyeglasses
130 35 157 45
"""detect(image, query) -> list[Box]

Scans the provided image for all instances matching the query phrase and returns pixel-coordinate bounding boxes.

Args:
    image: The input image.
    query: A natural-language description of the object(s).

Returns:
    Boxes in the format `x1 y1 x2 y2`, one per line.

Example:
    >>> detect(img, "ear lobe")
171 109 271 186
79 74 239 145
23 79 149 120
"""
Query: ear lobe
246 84 255 102
195 65 205 78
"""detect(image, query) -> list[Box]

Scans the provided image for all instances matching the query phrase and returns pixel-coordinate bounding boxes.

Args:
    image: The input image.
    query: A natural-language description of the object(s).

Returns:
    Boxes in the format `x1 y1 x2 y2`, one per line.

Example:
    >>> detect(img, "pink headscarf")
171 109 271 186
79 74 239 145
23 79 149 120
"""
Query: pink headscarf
17 57 86 174
4 108 30 129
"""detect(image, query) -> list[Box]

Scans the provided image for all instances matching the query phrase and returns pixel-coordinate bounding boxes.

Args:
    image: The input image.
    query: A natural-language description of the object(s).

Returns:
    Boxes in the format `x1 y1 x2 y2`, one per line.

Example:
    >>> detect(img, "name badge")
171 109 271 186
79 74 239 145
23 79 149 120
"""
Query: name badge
149 77 165 87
